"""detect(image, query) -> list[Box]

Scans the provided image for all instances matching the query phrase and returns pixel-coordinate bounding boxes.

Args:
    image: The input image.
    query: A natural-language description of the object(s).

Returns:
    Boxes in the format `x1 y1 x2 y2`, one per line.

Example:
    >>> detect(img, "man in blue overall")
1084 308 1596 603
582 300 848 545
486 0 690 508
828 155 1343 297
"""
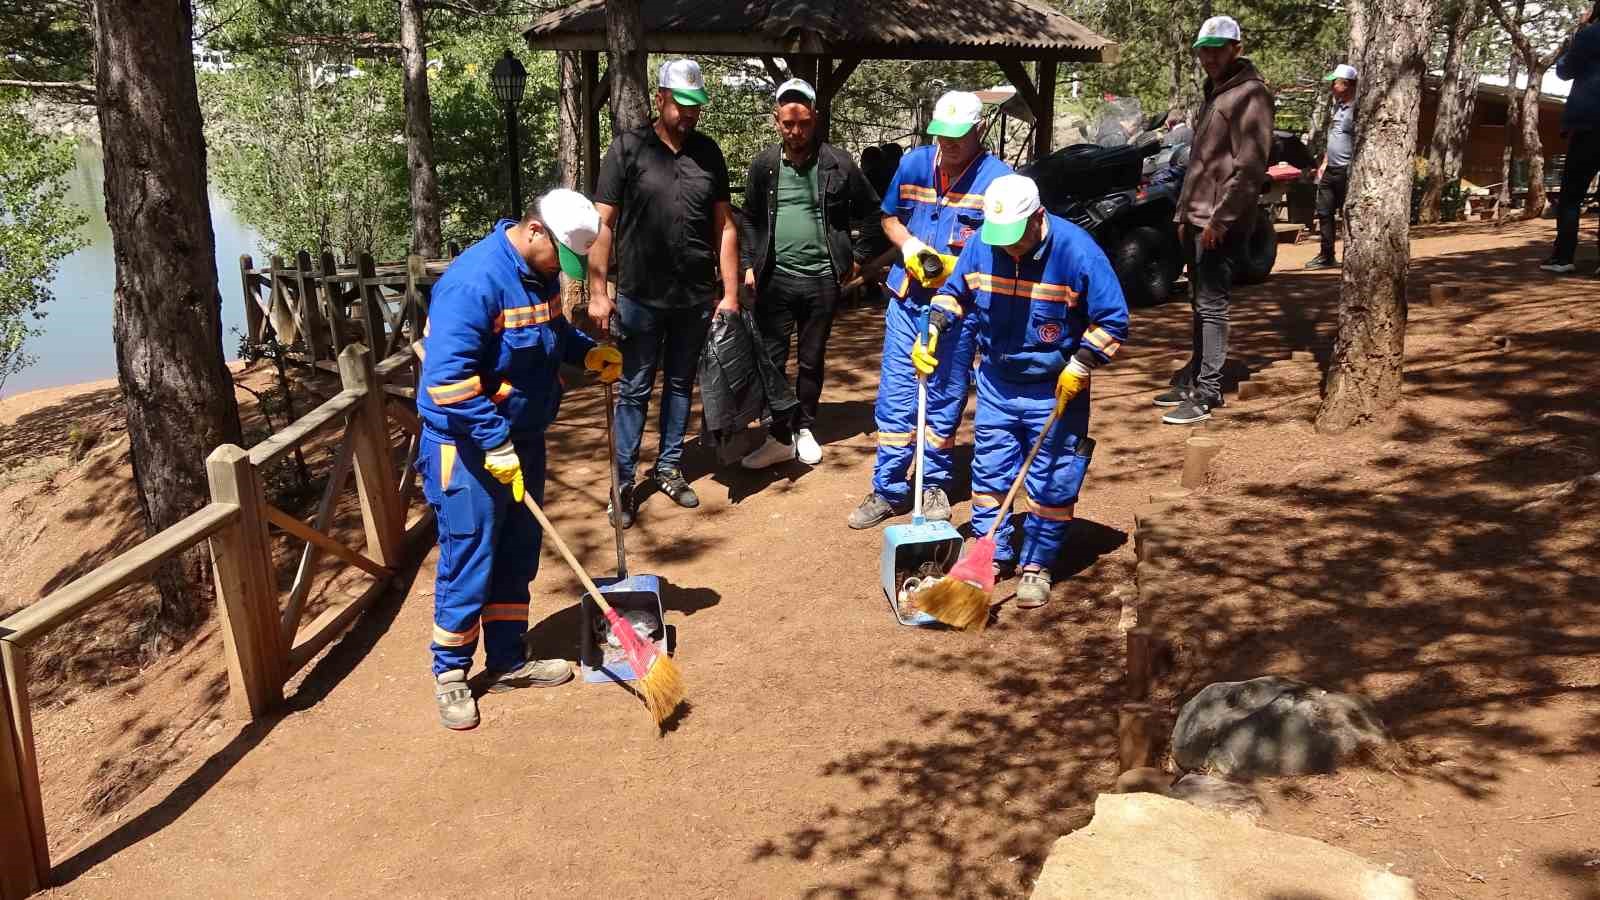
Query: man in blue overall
932 174 1130 608
416 188 623 730
848 90 1013 530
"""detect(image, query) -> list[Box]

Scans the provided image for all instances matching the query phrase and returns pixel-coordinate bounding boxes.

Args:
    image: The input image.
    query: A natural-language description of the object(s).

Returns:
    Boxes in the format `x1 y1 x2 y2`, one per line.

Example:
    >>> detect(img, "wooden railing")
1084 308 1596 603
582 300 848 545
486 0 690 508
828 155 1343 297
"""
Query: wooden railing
0 342 430 899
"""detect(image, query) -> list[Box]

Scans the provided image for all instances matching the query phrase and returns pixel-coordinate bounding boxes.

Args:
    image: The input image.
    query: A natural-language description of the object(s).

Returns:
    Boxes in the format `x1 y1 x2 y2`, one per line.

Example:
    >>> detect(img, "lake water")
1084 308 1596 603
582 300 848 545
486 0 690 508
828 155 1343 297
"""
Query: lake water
16 139 260 396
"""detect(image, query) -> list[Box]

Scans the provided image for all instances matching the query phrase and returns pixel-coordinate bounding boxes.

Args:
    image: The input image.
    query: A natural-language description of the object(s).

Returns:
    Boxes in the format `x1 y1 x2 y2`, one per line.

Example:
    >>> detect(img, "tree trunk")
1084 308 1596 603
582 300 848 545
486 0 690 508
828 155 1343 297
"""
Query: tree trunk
1316 0 1439 433
1419 0 1481 223
1306 68 1334 157
557 50 583 190
1518 69 1549 217
399 0 440 256
605 0 650 133
91 0 244 639
1496 50 1521 223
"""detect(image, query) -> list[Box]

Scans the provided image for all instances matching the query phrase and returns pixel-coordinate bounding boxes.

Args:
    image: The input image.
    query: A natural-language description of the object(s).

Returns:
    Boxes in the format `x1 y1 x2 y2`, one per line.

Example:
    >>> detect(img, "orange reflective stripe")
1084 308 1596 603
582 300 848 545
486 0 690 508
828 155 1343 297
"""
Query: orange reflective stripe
877 430 915 447
931 295 962 316
1027 498 1076 521
972 491 1004 508
923 426 955 450
968 273 1079 305
941 190 986 210
439 443 457 491
411 340 426 362
427 375 482 406
502 303 554 328
482 603 528 623
1083 327 1122 357
899 184 938 203
490 381 513 403
432 621 480 647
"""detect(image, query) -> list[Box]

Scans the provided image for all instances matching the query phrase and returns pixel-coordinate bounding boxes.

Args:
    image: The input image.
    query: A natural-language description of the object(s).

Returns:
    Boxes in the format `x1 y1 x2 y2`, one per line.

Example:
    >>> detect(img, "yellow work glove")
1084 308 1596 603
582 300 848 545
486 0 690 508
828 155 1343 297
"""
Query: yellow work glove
584 345 622 383
483 442 525 502
910 327 941 377
1055 359 1091 414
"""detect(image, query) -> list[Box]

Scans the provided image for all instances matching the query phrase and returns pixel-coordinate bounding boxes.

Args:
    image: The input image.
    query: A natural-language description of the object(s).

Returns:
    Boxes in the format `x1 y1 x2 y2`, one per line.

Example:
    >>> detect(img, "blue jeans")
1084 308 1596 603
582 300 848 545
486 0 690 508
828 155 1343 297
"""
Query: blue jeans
613 294 711 484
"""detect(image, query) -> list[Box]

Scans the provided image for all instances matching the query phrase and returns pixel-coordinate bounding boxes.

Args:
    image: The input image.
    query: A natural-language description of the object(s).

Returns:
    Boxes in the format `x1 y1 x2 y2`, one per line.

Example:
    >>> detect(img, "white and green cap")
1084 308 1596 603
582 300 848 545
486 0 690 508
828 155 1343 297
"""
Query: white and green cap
1193 15 1242 48
658 58 708 106
1324 63 1358 82
980 174 1042 247
926 91 984 138
537 188 601 280
774 77 816 105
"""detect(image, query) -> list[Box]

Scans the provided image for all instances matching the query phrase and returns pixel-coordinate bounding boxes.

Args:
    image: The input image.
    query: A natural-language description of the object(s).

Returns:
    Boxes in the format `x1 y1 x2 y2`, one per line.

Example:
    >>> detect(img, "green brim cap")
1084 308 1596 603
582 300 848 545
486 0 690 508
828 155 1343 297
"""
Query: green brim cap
981 216 1029 247
556 240 587 280
670 87 708 106
1193 36 1235 48
1323 72 1338 81
926 118 976 138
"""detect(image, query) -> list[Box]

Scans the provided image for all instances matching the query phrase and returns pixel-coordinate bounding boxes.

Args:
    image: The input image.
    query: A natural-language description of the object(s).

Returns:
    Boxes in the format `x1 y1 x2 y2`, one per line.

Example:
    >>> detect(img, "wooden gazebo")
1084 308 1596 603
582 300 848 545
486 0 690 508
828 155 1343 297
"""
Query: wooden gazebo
524 0 1119 190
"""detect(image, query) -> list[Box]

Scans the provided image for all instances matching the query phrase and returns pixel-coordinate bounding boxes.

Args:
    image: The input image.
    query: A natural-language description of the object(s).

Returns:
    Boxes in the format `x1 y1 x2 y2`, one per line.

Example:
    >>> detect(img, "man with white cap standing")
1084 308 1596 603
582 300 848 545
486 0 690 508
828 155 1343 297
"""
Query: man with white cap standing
848 89 1012 529
417 188 621 730
1155 14 1274 426
739 77 885 470
931 174 1129 607
1306 64 1358 270
586 58 740 526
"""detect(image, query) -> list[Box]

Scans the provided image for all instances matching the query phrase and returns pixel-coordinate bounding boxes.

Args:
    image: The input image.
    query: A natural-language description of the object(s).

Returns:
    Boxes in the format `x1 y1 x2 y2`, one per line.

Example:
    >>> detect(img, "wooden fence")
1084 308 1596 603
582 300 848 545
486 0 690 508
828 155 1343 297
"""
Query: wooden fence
0 342 430 899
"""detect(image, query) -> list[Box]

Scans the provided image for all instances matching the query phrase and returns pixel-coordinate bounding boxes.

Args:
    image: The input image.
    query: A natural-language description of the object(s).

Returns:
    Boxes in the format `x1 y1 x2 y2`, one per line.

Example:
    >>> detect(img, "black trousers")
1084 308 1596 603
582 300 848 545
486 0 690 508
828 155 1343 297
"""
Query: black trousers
1553 129 1600 265
754 269 840 443
1316 165 1350 262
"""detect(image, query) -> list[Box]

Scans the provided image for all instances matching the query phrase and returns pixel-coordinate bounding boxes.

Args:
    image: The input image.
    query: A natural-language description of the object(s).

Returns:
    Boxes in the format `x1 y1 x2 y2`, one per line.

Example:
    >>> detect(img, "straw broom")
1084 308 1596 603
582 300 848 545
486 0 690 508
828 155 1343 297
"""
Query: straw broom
519 493 685 726
913 403 1064 630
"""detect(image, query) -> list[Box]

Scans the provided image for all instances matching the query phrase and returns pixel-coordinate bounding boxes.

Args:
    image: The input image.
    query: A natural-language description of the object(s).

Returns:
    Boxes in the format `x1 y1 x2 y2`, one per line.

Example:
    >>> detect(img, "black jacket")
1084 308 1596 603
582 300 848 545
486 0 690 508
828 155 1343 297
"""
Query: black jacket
739 142 886 287
1559 22 1600 132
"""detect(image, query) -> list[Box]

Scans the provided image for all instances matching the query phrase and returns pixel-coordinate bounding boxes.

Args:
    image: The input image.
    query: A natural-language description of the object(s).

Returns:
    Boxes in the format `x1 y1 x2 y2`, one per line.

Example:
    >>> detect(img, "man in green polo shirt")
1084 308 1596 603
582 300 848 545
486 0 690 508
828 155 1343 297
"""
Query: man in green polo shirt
739 77 885 468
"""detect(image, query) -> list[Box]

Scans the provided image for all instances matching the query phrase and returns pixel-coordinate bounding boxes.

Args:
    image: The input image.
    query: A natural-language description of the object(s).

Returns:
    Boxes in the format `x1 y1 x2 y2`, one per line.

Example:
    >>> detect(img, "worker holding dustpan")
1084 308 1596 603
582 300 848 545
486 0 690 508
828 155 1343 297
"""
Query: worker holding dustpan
414 189 622 731
848 90 1013 531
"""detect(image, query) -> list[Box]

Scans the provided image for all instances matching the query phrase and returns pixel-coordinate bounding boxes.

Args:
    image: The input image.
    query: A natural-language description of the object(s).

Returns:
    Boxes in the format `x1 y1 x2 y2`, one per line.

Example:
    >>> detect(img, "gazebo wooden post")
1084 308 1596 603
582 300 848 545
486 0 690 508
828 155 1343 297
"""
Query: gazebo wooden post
1034 58 1057 159
580 50 601 193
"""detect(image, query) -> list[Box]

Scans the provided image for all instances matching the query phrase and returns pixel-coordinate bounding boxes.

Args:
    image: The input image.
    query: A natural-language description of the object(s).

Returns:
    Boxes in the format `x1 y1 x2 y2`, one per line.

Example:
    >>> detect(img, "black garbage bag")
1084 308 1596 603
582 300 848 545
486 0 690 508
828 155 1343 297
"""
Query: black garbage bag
699 309 797 449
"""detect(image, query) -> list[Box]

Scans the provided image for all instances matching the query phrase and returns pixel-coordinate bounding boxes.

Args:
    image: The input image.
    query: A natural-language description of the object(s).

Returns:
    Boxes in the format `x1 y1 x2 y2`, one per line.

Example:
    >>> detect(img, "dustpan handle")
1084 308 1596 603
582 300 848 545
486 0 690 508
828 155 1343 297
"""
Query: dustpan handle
911 369 928 525
603 379 628 579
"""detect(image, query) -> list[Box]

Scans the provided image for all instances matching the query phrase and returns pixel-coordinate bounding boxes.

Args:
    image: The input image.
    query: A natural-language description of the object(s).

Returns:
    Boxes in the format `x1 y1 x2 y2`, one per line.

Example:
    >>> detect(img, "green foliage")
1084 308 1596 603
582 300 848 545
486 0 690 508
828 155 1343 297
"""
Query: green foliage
0 95 87 393
0 0 93 82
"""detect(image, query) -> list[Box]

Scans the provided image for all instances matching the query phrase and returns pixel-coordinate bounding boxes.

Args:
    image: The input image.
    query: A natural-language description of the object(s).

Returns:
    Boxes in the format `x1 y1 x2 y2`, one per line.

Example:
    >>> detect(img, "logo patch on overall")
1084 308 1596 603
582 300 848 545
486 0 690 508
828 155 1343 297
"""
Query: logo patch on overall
1037 322 1062 343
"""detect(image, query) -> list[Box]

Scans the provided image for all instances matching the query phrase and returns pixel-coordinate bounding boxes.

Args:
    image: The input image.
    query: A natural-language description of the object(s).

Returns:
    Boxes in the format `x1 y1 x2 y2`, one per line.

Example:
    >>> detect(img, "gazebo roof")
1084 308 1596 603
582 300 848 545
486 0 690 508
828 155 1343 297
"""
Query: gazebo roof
523 0 1119 63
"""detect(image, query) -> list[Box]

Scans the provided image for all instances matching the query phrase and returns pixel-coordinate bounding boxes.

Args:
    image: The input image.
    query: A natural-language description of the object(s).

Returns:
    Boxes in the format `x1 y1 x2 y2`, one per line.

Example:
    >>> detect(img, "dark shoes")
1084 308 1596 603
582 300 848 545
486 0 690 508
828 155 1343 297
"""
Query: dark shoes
1303 256 1338 270
653 468 699 509
848 492 908 529
1153 386 1188 408
1162 395 1216 425
607 481 636 529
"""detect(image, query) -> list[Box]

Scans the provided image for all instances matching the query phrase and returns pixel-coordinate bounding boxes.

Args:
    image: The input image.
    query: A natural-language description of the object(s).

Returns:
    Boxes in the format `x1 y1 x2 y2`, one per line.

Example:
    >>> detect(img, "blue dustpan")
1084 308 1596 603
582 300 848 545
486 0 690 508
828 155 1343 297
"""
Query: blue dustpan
881 364 963 627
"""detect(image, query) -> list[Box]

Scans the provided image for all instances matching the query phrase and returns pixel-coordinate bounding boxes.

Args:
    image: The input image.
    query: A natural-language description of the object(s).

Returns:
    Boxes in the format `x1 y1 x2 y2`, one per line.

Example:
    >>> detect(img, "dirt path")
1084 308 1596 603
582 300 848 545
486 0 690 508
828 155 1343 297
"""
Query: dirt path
12 221 1600 899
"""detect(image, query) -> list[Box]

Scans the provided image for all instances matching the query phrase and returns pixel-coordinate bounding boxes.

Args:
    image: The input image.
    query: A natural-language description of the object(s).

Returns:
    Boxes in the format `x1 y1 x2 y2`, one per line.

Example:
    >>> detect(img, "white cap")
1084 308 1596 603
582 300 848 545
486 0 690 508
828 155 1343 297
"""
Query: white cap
658 58 708 105
774 77 816 104
1325 63 1359 82
536 188 601 279
927 91 984 138
1193 15 1242 47
979 174 1043 247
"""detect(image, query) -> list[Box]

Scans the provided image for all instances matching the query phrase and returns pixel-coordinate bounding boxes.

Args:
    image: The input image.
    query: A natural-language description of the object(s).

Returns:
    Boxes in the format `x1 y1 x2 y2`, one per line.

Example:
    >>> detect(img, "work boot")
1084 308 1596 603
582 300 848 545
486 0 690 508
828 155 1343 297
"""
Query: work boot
607 481 636 529
740 435 796 470
480 658 573 694
435 669 478 731
1015 567 1053 609
1162 394 1215 425
1303 256 1338 270
848 492 906 529
921 487 952 522
654 468 700 508
1152 385 1188 408
993 558 1017 581
795 428 823 465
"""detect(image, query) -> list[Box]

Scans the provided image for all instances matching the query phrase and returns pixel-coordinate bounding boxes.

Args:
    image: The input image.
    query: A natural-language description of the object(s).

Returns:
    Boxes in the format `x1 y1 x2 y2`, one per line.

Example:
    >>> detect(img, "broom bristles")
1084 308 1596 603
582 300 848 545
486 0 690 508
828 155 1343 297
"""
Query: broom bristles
914 577 991 631
605 606 685 725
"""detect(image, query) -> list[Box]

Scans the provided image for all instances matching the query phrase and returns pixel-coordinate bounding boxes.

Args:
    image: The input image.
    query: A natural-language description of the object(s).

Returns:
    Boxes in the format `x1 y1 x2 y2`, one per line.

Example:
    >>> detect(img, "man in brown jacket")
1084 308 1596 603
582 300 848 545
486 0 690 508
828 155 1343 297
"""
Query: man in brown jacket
1155 14 1275 425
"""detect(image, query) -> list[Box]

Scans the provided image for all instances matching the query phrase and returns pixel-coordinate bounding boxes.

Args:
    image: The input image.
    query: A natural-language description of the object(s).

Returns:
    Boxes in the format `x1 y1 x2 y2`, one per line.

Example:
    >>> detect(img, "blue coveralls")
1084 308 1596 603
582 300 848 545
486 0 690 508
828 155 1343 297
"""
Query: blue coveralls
872 146 1013 505
935 213 1130 568
415 220 595 675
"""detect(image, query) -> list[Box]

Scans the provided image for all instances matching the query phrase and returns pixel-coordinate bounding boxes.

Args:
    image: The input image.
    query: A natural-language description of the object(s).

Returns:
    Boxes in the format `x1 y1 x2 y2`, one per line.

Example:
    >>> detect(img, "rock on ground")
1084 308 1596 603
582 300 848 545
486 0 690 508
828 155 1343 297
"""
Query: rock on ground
1172 676 1388 777
1031 793 1415 900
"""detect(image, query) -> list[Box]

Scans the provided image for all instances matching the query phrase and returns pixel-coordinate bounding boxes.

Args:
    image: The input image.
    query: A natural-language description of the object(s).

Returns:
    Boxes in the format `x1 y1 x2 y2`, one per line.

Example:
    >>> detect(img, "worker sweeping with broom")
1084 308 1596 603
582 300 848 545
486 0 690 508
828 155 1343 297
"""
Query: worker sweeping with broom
914 174 1129 624
415 188 622 731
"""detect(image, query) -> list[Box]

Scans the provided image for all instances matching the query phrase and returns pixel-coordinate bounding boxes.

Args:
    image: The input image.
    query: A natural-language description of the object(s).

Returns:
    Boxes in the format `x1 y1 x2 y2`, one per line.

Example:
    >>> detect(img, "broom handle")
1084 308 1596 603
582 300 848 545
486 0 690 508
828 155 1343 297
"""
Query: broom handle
521 492 620 619
985 403 1064 540
603 379 627 579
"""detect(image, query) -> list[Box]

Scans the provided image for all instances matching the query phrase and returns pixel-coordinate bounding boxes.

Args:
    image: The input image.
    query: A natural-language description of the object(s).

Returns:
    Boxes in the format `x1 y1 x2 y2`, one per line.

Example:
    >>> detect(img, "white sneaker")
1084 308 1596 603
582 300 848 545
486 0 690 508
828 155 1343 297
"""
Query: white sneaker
795 428 822 465
1540 261 1576 274
740 435 796 469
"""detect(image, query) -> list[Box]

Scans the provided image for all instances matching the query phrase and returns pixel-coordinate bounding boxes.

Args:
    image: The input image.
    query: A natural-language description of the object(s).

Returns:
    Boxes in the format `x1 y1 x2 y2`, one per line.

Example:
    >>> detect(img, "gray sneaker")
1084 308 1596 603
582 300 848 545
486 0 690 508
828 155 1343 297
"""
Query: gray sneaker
480 658 574 694
1015 568 1053 609
435 669 478 730
921 487 952 522
848 492 906 529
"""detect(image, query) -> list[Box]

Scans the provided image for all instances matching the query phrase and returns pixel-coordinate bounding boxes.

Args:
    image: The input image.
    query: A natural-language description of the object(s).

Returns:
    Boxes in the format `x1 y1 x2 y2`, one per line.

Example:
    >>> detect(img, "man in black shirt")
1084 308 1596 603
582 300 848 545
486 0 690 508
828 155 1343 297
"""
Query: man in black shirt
587 58 741 527
738 77 884 469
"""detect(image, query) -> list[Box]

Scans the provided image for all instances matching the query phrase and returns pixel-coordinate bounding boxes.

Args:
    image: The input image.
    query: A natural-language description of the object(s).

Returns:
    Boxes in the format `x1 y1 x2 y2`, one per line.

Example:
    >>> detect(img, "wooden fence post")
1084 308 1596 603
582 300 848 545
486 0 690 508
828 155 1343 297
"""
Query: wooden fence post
405 255 428 349
295 250 330 363
239 254 264 344
320 250 350 358
339 345 404 568
206 445 286 718
0 642 46 898
357 253 387 356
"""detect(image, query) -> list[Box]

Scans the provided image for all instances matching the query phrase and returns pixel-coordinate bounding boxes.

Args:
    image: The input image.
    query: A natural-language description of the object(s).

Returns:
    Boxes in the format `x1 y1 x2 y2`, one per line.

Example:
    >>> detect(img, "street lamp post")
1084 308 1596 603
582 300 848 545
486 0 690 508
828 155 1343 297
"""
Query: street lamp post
490 49 528 218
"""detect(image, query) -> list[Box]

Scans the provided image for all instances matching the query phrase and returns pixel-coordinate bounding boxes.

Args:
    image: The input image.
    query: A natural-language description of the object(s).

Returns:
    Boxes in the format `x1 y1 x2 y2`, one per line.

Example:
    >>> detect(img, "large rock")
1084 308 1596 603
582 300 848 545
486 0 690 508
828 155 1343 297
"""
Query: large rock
1172 676 1388 777
1031 793 1415 900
